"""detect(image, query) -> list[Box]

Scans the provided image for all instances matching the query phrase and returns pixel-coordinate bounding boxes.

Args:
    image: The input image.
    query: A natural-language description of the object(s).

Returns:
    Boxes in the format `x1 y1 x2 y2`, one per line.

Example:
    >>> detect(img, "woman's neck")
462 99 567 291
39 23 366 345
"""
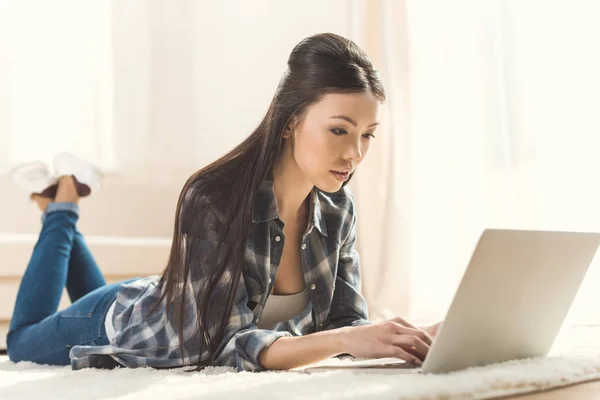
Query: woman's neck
272 157 313 223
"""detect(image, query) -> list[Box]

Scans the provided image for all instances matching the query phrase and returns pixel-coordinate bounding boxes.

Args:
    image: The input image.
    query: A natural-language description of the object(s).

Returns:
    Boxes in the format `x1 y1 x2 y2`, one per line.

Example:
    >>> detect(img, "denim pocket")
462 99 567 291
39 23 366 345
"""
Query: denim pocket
60 284 121 348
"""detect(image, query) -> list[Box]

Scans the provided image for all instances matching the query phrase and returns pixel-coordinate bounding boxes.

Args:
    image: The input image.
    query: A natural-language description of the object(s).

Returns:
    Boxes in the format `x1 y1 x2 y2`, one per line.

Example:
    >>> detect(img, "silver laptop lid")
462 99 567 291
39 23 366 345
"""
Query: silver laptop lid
423 229 600 374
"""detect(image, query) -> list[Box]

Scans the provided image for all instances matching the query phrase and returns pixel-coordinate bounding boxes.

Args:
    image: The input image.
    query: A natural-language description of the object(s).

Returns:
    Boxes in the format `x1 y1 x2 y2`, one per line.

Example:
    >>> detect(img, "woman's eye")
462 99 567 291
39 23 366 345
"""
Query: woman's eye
330 128 347 135
330 128 376 139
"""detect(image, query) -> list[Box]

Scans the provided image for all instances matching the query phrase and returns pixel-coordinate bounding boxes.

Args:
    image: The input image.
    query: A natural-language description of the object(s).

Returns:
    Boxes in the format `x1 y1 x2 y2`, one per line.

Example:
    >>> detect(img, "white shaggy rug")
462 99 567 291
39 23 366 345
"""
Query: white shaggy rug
1 326 599 400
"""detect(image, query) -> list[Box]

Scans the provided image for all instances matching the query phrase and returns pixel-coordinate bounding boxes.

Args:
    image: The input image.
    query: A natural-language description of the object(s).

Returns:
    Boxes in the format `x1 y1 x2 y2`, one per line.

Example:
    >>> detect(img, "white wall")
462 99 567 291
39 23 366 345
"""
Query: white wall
111 0 357 177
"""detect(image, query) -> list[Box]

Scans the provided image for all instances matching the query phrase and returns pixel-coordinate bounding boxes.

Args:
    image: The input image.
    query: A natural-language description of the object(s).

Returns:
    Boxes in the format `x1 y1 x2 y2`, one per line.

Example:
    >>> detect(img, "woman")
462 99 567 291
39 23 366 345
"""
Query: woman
6 33 440 372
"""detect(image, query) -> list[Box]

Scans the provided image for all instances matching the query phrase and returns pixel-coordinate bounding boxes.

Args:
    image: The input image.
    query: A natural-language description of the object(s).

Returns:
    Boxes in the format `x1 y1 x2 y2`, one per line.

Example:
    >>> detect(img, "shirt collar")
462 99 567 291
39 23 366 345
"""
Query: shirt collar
252 177 328 237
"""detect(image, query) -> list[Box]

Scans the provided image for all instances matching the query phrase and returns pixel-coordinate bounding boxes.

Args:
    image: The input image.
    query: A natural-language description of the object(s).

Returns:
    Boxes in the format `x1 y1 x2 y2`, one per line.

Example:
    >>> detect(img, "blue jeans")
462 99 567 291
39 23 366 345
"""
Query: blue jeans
6 202 140 365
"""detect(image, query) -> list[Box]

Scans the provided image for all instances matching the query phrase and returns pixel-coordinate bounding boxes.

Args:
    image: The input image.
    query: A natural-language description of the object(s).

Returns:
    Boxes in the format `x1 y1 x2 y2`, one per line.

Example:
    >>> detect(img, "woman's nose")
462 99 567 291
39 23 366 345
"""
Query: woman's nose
343 138 363 161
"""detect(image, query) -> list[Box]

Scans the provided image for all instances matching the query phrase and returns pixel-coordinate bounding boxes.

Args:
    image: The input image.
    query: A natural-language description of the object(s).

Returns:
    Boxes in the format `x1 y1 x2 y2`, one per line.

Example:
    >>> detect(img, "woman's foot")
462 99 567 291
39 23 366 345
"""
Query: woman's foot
55 175 81 205
53 152 104 197
30 194 54 213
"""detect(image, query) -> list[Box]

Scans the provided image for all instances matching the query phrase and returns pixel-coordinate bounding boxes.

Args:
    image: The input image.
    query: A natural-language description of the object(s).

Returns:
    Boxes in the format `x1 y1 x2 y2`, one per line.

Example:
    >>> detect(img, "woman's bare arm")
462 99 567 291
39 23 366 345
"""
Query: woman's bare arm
258 329 346 370
258 320 433 370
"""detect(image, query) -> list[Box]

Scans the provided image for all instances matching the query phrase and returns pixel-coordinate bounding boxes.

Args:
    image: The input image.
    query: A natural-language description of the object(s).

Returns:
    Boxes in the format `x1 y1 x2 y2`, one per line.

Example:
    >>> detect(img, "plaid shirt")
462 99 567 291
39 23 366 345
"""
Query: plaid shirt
70 178 370 371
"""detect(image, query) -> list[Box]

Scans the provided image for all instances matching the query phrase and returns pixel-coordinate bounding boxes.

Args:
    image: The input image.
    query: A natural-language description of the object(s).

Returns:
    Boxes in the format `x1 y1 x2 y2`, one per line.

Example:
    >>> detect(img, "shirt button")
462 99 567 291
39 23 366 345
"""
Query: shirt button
310 283 316 290
275 236 281 242
256 318 260 323
301 244 307 250
268 277 272 283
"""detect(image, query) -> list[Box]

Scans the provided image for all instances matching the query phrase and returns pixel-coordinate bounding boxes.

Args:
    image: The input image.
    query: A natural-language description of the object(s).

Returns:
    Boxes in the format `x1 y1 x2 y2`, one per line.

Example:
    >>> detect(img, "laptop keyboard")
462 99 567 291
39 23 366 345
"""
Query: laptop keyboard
338 356 421 369
360 362 420 369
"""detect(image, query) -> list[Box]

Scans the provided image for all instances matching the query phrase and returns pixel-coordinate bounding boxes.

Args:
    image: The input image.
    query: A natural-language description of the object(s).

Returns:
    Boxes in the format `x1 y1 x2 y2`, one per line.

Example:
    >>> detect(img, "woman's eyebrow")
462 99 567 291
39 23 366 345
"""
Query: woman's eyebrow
330 115 379 127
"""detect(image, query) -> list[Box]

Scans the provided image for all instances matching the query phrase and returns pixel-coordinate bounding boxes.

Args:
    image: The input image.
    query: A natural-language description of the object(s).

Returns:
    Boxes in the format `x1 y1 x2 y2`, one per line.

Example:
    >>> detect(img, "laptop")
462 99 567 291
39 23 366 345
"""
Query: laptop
304 229 600 374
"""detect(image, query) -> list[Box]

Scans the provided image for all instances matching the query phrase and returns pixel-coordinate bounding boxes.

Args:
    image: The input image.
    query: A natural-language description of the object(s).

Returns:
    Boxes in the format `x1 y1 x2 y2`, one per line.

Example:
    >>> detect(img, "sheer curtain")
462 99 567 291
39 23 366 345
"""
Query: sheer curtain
350 0 600 327
0 0 357 185
0 1 115 172
0 0 202 184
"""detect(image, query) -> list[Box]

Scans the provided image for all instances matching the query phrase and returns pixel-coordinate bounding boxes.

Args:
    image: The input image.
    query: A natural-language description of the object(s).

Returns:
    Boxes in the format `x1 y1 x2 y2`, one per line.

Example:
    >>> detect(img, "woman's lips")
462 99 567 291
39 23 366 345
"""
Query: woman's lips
331 170 350 182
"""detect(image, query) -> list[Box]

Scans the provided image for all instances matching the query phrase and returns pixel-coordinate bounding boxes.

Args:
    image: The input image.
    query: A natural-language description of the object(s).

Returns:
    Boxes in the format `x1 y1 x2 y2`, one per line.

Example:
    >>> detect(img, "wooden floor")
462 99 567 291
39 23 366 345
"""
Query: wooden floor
504 378 600 399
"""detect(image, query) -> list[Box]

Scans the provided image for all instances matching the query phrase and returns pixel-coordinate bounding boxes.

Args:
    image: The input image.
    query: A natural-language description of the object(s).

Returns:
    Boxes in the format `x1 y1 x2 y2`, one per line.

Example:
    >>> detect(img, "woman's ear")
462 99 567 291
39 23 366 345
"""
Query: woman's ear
283 118 296 139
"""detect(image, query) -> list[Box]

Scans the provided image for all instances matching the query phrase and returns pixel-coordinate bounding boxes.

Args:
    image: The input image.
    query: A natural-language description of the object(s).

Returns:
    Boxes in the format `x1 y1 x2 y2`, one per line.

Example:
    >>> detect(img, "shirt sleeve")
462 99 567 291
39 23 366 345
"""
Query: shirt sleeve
322 199 372 331
208 270 292 371
181 187 291 372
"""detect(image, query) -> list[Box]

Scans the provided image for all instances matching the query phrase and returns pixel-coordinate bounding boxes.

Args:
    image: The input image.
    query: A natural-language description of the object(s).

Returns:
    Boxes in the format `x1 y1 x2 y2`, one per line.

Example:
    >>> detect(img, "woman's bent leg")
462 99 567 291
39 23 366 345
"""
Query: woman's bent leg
68 228 107 302
39 204 107 302
8 203 80 333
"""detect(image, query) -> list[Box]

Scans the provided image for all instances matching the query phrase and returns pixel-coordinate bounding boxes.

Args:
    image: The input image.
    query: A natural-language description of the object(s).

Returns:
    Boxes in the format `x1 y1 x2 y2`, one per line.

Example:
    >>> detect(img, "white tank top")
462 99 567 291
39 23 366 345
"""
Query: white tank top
256 287 309 330
104 298 117 342
104 286 310 342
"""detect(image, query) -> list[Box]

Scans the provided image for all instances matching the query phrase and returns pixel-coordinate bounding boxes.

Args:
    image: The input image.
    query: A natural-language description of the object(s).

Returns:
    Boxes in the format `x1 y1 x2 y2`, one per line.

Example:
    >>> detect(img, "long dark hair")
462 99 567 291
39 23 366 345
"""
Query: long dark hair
149 32 386 371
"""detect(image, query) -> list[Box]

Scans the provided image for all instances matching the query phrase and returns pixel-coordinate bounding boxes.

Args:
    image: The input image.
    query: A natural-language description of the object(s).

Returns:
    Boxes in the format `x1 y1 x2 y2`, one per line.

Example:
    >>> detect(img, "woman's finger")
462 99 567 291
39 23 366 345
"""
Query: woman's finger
387 345 422 366
391 317 434 342
391 334 431 360
403 344 426 362
390 322 433 346
391 316 418 329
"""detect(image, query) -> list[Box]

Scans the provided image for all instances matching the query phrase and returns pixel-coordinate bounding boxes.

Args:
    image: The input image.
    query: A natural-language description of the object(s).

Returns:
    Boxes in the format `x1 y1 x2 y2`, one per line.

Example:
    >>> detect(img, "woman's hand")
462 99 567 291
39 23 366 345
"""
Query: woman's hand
338 317 433 365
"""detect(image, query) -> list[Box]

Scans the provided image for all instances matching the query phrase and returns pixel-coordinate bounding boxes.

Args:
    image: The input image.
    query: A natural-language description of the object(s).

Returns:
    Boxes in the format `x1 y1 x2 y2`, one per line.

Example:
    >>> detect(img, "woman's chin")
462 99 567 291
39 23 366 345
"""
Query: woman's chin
313 177 344 194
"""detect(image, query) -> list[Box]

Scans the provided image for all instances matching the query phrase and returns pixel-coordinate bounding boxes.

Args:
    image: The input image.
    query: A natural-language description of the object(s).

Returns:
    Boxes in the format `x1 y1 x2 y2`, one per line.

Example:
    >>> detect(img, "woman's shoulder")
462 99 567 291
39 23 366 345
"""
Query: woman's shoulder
179 174 230 234
183 172 231 201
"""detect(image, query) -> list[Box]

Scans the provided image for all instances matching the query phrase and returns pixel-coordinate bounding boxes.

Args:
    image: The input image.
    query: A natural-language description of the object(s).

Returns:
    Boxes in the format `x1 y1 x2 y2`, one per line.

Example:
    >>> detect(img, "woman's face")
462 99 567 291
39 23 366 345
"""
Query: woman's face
287 92 381 193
